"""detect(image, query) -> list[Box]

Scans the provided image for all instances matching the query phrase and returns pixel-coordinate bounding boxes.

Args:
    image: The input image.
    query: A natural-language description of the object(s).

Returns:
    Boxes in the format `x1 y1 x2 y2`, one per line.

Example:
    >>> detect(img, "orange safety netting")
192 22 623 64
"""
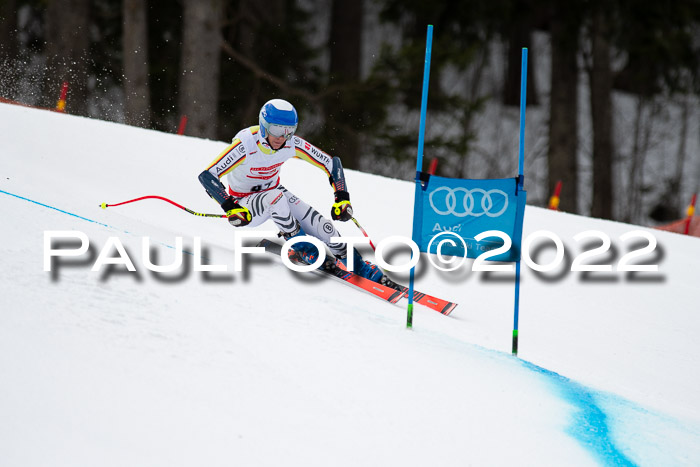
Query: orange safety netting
655 216 700 237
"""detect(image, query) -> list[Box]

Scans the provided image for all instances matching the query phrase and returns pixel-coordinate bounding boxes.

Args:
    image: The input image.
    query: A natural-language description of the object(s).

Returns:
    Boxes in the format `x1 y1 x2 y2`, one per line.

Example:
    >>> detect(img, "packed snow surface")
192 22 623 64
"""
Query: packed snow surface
1 103 700 466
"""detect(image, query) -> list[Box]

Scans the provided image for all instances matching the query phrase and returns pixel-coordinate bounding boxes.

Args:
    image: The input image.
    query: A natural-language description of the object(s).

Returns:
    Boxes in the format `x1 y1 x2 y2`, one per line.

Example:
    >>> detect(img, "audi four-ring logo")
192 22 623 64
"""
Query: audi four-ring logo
428 187 509 217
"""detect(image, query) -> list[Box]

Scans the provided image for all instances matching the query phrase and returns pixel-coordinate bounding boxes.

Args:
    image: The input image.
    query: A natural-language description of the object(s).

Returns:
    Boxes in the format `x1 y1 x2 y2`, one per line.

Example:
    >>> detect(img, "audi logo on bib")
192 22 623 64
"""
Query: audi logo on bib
428 187 509 218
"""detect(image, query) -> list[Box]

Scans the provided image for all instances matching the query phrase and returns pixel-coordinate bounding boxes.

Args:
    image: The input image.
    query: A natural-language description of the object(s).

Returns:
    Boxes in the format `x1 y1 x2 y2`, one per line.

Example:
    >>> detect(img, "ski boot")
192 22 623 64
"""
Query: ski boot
282 222 332 269
337 249 402 290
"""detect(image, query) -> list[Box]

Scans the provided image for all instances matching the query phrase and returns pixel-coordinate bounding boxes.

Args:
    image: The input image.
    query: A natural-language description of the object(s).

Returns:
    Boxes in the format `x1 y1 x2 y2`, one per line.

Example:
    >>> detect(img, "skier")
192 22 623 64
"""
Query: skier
198 98 390 285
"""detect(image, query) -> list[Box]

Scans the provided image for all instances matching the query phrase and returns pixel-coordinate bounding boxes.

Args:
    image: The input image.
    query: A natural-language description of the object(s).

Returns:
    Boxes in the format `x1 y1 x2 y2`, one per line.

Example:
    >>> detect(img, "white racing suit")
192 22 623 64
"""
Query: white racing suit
199 125 348 257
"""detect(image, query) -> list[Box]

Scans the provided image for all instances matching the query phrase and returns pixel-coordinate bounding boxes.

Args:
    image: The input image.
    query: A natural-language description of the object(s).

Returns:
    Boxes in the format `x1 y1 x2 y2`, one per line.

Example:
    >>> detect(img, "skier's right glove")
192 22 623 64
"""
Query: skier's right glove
221 197 252 227
331 190 353 221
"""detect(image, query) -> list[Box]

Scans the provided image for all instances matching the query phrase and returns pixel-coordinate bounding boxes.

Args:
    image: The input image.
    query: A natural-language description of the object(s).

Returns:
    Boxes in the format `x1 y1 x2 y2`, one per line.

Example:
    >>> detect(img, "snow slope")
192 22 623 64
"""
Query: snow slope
1 103 700 466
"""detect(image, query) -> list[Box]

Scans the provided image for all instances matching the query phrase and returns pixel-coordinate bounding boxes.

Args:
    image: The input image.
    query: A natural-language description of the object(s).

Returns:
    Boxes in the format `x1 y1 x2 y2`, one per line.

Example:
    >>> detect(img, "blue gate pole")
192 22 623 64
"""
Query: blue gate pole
517 48 527 189
513 48 527 355
407 24 434 329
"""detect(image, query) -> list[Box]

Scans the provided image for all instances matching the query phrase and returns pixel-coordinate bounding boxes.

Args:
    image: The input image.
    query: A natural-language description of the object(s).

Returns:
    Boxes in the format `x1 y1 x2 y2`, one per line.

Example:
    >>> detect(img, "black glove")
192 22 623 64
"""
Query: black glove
331 190 353 221
222 197 252 227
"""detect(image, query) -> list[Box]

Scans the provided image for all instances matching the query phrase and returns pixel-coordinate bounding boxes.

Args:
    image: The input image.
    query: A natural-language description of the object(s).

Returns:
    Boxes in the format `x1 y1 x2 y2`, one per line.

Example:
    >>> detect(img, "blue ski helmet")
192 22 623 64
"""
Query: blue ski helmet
259 99 298 140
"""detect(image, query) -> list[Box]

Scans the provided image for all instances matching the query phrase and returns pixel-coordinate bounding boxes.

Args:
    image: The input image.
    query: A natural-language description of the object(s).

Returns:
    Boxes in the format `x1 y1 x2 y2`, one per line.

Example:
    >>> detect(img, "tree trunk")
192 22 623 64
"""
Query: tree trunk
0 0 18 98
503 0 538 107
0 0 18 59
325 0 363 168
122 0 151 127
547 8 579 213
233 0 284 127
178 0 224 139
42 0 91 115
588 9 614 220
670 96 689 213
625 96 645 223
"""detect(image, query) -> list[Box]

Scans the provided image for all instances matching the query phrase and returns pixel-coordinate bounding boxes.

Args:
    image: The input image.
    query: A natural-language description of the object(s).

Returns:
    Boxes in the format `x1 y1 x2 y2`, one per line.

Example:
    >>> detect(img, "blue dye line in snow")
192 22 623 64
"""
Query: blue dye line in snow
0 188 193 255
409 326 641 465
0 188 115 229
520 360 638 466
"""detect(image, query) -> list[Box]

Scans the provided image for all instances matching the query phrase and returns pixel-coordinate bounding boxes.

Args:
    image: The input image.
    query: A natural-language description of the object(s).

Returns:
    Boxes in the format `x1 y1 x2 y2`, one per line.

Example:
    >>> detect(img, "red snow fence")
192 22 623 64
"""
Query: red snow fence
655 194 699 237
655 216 700 237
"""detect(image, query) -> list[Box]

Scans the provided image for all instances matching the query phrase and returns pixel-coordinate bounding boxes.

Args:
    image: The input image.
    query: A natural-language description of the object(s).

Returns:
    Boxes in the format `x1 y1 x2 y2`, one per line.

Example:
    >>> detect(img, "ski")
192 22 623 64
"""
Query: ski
257 239 458 315
257 239 404 305
334 263 458 316
400 285 457 316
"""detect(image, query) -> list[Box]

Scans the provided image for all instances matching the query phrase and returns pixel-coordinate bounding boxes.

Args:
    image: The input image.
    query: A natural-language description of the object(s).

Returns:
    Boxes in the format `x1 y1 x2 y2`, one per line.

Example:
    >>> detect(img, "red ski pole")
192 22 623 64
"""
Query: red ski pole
351 217 376 250
100 195 226 218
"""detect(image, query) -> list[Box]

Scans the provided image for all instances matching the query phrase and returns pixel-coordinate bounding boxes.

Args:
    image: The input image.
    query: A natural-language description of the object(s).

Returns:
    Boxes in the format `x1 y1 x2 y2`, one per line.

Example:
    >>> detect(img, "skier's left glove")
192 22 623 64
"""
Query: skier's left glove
331 190 353 221
222 197 252 227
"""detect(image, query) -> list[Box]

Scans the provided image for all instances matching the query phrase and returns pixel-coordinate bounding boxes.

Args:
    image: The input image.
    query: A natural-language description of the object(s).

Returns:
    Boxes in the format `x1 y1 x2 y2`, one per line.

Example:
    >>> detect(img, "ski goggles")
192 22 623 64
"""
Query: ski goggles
266 123 297 140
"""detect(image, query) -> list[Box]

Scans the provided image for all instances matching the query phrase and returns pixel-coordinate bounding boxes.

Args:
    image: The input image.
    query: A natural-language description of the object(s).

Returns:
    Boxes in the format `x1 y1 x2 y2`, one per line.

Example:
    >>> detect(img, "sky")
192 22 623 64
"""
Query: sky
1 103 700 466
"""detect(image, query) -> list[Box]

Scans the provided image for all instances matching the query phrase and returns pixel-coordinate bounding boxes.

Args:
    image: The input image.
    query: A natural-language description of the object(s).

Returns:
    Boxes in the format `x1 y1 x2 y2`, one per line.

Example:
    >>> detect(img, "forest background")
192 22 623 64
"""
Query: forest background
1 0 699 225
